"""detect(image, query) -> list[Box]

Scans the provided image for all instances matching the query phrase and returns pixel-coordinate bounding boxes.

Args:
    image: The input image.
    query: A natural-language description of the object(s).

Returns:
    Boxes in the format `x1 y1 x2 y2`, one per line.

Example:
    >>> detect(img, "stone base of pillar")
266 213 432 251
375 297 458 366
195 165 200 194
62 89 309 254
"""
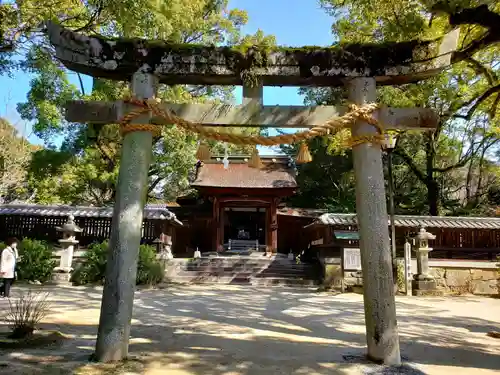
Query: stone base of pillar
412 279 443 296
51 268 73 284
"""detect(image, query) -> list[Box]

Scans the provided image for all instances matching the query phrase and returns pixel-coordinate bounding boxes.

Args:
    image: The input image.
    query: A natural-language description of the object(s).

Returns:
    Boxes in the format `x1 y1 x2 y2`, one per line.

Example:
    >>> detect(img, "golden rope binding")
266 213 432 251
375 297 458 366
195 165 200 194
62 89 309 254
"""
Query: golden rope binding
117 97 385 167
296 143 313 164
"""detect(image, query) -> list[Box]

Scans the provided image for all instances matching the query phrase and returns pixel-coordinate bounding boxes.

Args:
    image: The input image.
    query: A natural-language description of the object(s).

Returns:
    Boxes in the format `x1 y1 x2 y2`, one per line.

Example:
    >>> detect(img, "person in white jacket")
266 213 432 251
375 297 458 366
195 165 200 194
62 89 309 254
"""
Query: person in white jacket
0 238 18 298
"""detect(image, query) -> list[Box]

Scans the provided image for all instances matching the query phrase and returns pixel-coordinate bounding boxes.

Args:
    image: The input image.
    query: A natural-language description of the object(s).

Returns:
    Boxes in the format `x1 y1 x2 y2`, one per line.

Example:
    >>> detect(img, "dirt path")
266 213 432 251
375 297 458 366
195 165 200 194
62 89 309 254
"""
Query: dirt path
0 285 498 374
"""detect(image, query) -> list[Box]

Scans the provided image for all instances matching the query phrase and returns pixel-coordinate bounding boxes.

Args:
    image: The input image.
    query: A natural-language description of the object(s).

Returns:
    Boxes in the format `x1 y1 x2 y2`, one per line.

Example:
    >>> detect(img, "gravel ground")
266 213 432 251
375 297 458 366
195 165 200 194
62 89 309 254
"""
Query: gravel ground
0 284 498 375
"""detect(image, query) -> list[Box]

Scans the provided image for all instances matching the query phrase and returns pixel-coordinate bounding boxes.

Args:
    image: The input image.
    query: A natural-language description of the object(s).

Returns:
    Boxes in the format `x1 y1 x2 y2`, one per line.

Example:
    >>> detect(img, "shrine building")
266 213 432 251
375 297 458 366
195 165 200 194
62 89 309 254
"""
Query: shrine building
170 154 309 256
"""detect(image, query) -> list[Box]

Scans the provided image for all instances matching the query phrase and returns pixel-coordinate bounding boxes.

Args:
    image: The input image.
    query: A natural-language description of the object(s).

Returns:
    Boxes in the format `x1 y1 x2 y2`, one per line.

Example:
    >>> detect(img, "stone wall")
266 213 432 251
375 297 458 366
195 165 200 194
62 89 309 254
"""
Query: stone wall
319 257 499 296
430 265 498 295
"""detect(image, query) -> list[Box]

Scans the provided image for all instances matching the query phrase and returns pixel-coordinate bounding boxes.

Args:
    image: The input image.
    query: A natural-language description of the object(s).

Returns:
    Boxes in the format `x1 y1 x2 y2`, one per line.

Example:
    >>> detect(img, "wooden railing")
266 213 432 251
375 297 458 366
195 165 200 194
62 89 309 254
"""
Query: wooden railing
226 239 259 253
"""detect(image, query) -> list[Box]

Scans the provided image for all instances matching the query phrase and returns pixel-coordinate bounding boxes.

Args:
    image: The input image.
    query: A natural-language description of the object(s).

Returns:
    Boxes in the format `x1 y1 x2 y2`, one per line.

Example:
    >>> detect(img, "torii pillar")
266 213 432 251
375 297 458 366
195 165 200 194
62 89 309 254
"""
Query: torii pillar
348 78 400 364
94 72 157 362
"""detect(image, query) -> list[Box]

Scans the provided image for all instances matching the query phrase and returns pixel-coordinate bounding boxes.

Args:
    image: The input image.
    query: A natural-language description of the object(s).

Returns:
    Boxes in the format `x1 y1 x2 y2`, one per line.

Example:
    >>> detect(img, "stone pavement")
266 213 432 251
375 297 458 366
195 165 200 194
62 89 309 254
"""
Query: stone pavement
0 285 498 374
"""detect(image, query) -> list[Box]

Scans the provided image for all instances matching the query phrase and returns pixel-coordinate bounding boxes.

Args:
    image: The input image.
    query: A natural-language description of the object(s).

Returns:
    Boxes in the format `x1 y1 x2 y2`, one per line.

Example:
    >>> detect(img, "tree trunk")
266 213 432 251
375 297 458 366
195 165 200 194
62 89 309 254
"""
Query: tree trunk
427 180 440 216
425 133 440 216
465 159 474 204
474 147 488 206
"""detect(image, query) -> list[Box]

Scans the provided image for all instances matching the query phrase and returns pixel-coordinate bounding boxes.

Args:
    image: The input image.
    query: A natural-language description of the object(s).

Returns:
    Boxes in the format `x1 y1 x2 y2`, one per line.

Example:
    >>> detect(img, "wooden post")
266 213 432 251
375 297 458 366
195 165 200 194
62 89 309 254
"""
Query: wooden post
219 203 224 250
270 198 278 253
347 77 401 365
213 197 221 251
94 72 157 362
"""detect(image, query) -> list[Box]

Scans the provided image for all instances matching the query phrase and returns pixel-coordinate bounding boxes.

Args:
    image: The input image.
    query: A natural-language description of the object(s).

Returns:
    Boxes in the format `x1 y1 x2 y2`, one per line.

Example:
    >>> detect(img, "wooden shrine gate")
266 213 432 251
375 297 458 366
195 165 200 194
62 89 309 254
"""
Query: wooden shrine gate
44 21 459 364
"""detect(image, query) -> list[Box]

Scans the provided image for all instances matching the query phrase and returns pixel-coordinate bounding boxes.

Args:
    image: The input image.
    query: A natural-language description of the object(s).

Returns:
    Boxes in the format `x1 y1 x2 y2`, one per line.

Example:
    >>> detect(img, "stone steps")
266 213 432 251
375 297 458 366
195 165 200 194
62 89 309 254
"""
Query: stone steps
165 257 321 287
251 277 319 287
173 270 315 279
181 265 315 273
164 275 319 287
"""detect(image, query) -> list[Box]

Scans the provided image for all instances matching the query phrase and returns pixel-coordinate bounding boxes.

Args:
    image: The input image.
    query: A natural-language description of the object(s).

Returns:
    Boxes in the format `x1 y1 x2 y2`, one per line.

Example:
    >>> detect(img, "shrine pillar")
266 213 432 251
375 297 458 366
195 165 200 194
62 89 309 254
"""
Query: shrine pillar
95 71 157 362
213 197 222 251
347 77 401 365
267 198 278 253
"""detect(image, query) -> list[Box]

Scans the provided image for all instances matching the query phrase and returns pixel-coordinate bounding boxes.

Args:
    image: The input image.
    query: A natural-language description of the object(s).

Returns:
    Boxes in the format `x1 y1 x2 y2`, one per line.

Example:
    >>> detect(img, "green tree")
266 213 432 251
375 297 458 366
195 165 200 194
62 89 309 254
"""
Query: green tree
282 138 357 212
7 1 274 205
0 118 34 202
300 1 500 215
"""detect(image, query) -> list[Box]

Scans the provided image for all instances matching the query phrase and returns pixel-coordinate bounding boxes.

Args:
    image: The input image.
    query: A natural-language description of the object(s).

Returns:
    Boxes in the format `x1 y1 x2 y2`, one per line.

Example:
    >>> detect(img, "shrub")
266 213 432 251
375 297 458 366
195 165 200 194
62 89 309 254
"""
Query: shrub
136 244 165 286
16 239 56 283
71 240 108 285
72 241 164 286
396 260 406 293
5 291 51 339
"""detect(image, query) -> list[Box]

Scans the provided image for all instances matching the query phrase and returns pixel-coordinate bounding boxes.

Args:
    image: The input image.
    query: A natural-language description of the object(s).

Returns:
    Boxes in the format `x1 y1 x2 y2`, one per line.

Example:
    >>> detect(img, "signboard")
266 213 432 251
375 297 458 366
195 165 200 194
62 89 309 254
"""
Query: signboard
311 238 324 246
343 248 362 270
334 231 360 240
404 241 412 296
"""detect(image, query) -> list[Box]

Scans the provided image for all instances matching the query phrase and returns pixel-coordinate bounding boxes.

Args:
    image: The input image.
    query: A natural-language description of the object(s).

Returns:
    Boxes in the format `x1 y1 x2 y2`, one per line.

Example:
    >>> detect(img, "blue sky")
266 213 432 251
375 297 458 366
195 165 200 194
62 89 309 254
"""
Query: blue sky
0 0 334 148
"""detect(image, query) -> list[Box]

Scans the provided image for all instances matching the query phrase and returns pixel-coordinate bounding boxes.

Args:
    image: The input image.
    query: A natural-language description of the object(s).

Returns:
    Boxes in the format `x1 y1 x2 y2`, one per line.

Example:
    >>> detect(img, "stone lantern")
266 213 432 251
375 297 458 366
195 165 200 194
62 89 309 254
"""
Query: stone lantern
411 227 442 296
154 233 173 260
53 215 82 283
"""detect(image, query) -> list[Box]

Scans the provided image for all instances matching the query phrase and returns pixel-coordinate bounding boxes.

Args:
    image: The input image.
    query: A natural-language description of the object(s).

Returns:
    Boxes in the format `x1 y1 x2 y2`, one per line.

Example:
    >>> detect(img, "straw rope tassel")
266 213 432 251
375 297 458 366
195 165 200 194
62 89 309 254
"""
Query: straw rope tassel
296 143 313 164
248 147 263 169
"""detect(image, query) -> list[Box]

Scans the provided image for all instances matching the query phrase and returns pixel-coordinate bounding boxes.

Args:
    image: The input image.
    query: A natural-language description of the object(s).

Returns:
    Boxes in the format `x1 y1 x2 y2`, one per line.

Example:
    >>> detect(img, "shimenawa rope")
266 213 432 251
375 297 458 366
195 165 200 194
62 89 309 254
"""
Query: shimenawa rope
118 98 385 148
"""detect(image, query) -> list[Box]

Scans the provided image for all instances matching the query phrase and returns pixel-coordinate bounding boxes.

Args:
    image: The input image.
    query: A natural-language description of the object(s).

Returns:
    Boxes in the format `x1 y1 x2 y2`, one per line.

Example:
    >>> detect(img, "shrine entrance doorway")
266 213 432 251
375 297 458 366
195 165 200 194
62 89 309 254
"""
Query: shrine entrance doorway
223 206 267 251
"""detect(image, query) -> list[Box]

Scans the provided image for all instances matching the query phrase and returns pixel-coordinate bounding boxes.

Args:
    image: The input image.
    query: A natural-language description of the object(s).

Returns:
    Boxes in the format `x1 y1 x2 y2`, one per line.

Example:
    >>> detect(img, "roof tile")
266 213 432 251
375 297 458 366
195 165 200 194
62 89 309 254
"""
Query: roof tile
0 203 181 224
311 213 500 230
192 156 297 189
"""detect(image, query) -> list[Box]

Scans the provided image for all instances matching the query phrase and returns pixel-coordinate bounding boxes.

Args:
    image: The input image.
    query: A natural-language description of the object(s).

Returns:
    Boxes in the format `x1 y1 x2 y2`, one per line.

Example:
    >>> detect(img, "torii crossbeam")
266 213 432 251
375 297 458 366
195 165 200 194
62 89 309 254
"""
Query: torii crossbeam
44 21 459 365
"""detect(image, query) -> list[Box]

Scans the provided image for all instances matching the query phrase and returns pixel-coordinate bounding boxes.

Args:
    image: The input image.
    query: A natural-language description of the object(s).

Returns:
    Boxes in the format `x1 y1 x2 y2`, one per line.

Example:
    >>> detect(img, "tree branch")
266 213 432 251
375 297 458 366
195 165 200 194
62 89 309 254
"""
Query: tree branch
431 4 500 62
465 82 500 120
489 93 500 119
447 4 500 31
464 57 497 85
95 139 115 170
148 167 161 177
432 154 471 173
77 73 85 95
148 176 163 193
74 1 104 33
393 148 426 184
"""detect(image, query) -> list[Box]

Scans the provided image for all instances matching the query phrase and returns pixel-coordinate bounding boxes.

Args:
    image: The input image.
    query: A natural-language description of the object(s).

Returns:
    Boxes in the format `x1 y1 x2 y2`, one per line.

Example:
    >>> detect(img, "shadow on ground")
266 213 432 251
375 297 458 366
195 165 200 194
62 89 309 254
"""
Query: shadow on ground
0 285 498 374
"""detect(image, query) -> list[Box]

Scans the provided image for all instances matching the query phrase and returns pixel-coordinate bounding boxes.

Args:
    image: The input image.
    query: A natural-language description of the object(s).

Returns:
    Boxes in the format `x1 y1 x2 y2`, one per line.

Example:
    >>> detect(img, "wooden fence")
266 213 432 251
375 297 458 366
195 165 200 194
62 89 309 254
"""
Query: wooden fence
0 214 165 247
306 224 500 261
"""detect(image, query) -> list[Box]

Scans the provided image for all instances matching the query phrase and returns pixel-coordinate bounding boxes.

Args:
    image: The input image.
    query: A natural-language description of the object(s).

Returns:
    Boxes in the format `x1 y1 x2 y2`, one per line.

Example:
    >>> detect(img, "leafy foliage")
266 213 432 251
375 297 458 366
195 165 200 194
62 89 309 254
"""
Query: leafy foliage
3 0 500 217
1 0 275 205
0 118 34 203
282 138 356 212
16 239 56 283
136 244 165 286
72 241 164 286
295 1 500 216
71 240 108 285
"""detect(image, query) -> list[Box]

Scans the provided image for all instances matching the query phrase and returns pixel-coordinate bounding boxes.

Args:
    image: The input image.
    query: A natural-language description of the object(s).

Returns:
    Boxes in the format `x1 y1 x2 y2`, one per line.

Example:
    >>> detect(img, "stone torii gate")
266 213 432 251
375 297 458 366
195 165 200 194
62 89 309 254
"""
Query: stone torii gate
45 21 459 365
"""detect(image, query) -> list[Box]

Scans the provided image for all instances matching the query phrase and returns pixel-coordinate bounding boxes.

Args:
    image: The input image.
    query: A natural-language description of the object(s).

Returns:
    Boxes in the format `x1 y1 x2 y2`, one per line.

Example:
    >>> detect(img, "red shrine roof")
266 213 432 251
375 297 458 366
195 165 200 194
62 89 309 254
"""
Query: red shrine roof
192 155 297 189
